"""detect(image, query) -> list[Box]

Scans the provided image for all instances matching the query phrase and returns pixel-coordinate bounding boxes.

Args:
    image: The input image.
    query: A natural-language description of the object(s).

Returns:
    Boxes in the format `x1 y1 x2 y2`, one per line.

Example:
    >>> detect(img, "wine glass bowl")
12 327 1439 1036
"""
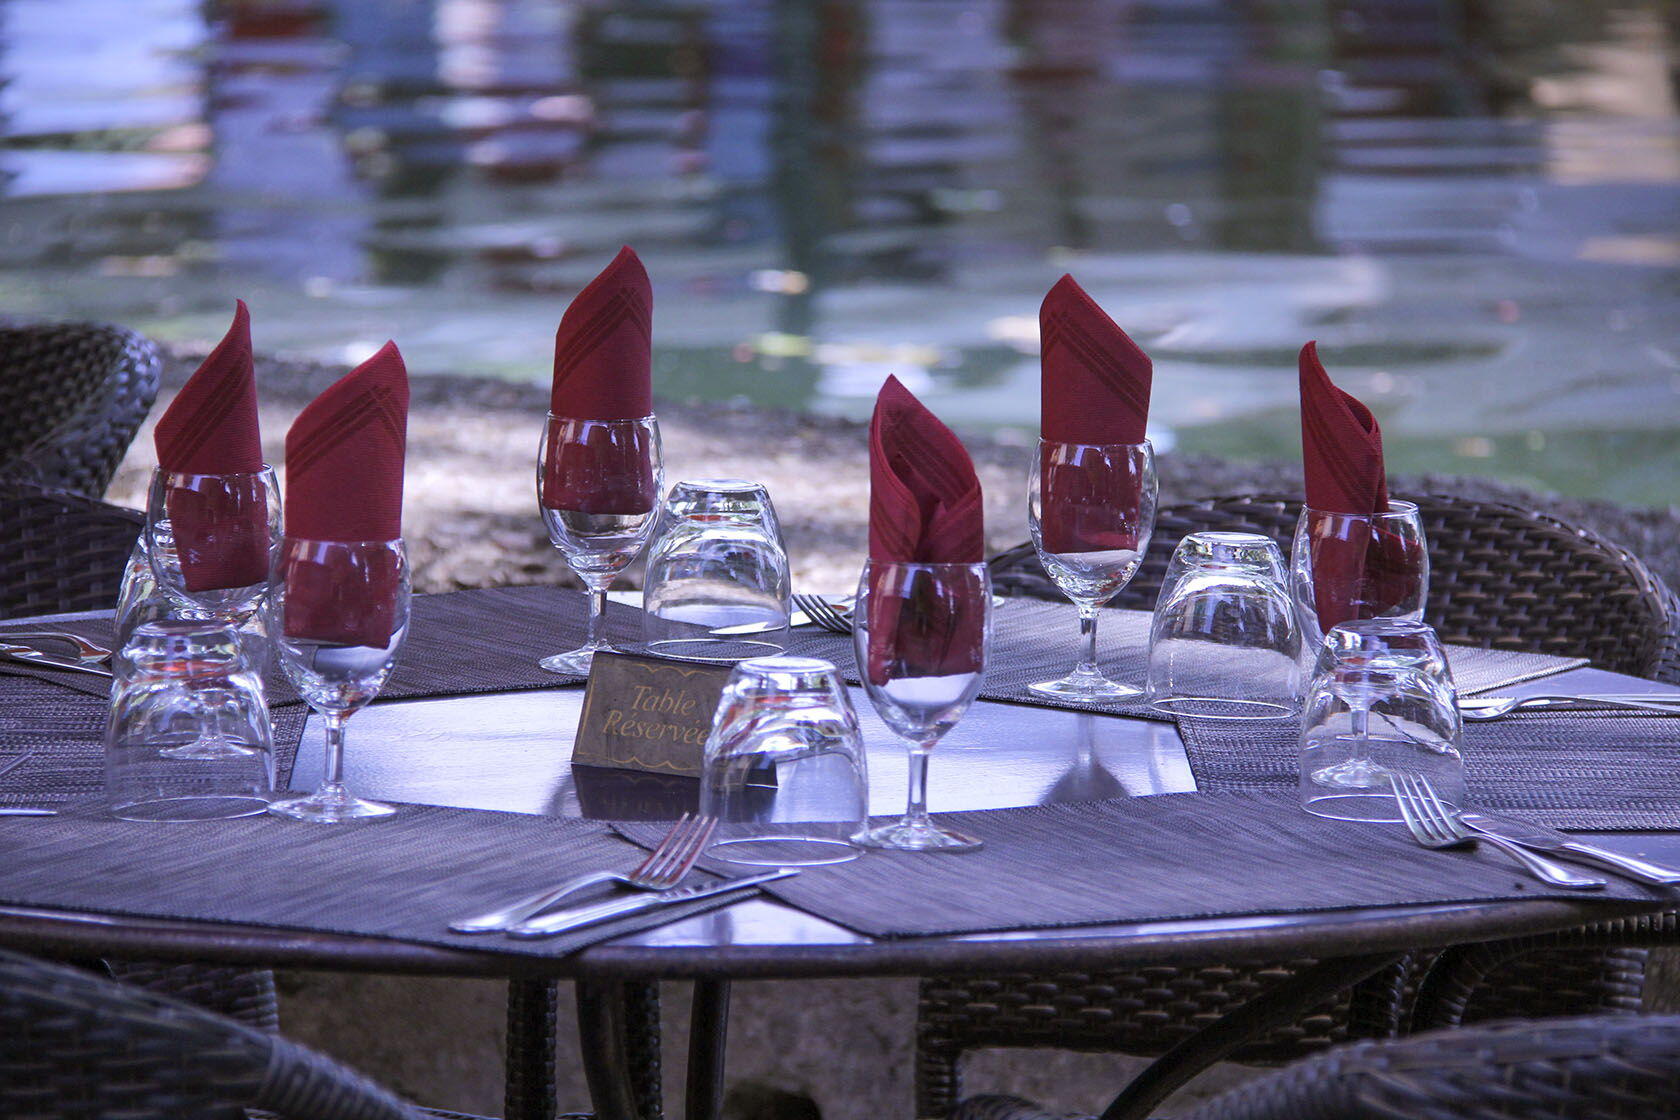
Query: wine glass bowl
537 414 664 674
145 465 282 624
266 538 411 823
852 560 991 852
1027 439 1157 701
1290 500 1429 652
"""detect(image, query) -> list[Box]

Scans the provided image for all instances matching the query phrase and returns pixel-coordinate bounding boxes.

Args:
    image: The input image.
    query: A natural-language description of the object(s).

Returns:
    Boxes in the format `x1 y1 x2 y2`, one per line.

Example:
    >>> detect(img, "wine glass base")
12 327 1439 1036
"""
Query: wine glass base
539 646 603 675
854 819 983 852
1311 758 1390 789
1028 674 1142 702
268 790 397 824
160 736 261 761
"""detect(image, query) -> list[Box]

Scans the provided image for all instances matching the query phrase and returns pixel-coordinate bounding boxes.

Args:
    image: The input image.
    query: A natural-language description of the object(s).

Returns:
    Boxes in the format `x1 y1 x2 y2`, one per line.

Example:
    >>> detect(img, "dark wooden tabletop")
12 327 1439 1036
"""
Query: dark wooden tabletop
2 621 1674 980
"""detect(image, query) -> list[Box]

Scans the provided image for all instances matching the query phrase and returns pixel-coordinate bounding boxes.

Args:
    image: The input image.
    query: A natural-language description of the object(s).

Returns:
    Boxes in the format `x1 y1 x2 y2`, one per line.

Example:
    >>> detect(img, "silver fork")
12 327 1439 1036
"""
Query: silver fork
449 812 718 934
792 593 853 635
1459 694 1680 721
1389 772 1604 890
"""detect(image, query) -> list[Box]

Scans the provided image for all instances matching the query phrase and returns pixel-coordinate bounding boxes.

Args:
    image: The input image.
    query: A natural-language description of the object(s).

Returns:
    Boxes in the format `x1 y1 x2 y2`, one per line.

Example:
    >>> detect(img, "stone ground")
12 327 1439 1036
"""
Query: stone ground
106 349 1680 1119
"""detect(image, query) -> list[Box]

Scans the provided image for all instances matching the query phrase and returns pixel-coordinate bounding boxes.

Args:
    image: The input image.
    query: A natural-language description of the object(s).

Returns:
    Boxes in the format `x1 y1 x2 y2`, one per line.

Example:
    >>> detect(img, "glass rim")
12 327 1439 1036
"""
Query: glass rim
1301 499 1420 519
1325 617 1439 639
153 464 276 481
669 477 767 494
279 536 407 548
1036 436 1154 452
130 618 239 641
545 411 658 424
861 558 989 572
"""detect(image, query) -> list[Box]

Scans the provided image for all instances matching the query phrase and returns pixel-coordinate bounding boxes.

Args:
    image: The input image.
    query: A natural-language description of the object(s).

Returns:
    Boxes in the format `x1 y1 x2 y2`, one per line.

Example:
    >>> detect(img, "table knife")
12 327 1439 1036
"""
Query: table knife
0 647 113 678
1456 812 1680 886
503 868 797 939
710 612 812 636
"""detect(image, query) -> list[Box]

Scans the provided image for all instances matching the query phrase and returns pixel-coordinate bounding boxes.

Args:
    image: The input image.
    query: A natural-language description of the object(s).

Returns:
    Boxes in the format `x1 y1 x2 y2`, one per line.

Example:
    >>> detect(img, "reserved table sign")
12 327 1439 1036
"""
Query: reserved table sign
572 652 733 777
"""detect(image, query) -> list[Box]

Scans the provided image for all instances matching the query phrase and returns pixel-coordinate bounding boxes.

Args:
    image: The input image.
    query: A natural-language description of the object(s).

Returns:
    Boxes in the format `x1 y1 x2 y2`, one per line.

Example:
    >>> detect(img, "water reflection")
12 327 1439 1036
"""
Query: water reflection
0 0 1675 500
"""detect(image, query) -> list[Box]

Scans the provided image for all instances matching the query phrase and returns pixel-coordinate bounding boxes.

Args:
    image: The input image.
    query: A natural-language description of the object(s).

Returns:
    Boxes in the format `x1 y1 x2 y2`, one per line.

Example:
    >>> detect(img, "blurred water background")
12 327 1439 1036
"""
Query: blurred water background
1 0 1676 503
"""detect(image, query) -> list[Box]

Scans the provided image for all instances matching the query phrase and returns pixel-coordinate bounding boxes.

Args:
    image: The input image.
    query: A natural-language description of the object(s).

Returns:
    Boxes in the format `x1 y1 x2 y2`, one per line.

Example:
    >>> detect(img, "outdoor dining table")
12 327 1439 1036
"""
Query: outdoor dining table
1 591 1677 1120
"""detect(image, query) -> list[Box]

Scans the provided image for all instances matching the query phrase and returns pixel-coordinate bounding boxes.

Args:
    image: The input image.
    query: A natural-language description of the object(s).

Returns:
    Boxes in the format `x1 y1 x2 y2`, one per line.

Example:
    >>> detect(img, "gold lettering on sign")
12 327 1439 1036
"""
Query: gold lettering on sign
573 653 734 776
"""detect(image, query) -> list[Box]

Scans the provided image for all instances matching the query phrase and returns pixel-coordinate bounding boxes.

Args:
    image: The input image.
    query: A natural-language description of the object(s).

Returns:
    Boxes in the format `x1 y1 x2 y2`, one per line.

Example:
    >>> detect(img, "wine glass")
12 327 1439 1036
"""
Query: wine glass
266 538 411 823
537 414 664 675
145 465 282 625
1027 439 1158 700
852 560 992 852
1290 501 1429 788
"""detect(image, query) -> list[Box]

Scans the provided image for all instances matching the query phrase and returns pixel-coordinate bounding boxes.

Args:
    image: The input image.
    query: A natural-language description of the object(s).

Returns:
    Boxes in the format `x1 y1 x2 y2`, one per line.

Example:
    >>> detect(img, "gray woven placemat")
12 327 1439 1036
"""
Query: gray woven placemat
620 791 1659 940
1178 709 1680 830
0 674 308 809
782 598 1586 721
0 802 744 958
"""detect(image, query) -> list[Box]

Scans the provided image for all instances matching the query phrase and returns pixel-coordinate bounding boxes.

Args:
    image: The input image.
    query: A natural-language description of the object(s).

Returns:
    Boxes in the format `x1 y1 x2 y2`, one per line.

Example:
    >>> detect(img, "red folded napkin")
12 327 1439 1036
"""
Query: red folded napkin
540 246 658 514
866 376 985 684
152 301 269 592
1298 341 1420 629
1038 276 1151 554
281 342 410 646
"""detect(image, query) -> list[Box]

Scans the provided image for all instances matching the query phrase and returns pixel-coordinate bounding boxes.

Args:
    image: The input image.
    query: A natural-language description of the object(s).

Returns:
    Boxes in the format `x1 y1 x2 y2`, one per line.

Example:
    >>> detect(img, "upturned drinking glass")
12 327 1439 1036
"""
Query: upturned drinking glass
643 479 792 662
699 656 868 866
1146 532 1301 719
267 538 411 823
1028 439 1157 701
1290 500 1429 653
1299 618 1465 821
104 620 275 821
852 560 991 852
145 465 282 625
537 414 664 675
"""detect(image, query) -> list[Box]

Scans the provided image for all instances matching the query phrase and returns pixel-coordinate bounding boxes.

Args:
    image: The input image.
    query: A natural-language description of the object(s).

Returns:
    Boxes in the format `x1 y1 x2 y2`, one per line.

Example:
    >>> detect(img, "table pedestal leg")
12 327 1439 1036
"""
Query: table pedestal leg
578 979 664 1120
685 980 731 1120
1097 952 1405 1120
506 978 560 1120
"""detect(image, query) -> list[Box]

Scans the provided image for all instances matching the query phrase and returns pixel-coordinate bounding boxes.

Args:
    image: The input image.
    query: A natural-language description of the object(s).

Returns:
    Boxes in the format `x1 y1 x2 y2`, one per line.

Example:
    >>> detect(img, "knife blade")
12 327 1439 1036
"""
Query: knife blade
0 647 113 678
710 612 812 636
1456 812 1680 886
504 868 798 939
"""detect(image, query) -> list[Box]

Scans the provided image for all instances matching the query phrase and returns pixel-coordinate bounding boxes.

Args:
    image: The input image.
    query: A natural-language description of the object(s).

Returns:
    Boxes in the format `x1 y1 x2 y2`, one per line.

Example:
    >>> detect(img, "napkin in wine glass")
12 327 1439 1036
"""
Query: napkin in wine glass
866 376 985 684
1039 275 1151 554
1299 340 1421 628
540 246 658 514
281 342 410 646
152 301 269 592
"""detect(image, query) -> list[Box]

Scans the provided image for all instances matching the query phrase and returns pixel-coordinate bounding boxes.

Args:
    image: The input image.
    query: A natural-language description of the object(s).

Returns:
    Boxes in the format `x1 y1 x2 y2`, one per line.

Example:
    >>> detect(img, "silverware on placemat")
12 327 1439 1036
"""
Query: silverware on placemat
450 812 718 934
792 593 853 635
1390 773 1605 890
1459 693 1680 720
505 867 798 939
1454 811 1680 886
0 631 113 664
0 643 114 679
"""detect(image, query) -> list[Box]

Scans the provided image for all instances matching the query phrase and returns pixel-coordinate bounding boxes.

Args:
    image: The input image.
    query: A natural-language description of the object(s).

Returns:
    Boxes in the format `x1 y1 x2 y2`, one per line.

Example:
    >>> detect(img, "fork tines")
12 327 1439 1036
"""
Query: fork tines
634 812 719 888
793 594 853 634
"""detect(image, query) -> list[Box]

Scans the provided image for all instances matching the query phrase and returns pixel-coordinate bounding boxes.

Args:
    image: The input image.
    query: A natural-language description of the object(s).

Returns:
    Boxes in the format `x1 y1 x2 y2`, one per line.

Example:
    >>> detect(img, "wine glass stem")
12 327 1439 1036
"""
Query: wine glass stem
1350 701 1371 762
1077 604 1100 676
903 742 934 830
321 709 350 793
583 578 612 650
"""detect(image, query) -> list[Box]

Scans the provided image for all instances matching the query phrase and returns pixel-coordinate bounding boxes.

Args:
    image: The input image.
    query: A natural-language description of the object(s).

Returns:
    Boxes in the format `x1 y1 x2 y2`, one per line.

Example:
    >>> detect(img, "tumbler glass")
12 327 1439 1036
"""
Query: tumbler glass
104 620 275 821
698 656 868 866
643 479 792 662
1146 532 1300 719
1299 618 1465 822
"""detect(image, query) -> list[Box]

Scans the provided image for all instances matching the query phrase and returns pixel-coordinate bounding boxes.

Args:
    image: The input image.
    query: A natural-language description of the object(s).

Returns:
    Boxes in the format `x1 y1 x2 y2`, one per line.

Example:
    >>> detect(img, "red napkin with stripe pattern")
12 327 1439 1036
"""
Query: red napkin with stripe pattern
152 301 269 591
540 247 658 514
1038 276 1151 554
281 342 409 645
866 376 985 684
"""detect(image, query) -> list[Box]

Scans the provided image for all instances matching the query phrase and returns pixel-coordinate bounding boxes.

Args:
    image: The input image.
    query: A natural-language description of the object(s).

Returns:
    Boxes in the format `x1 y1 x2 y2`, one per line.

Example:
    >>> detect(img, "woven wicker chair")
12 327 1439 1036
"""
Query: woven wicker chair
917 492 1680 1117
0 482 143 620
0 946 547 1120
0 320 161 497
951 1014 1680 1120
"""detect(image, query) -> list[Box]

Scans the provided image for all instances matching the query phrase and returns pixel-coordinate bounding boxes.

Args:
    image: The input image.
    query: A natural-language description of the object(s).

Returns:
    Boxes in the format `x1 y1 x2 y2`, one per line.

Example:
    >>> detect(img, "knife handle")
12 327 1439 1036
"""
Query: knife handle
506 892 666 939
1554 841 1680 886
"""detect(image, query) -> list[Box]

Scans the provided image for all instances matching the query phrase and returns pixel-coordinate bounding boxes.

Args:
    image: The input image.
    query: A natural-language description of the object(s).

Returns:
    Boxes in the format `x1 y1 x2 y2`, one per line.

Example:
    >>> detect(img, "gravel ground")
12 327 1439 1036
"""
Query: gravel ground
106 349 1680 1119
